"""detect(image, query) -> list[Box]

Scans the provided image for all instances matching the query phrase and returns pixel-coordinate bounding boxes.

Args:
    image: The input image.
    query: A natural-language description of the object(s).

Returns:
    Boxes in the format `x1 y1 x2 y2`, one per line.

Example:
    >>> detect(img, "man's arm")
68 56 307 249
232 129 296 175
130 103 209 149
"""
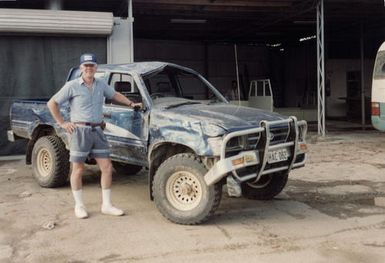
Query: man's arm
112 92 142 109
47 98 76 133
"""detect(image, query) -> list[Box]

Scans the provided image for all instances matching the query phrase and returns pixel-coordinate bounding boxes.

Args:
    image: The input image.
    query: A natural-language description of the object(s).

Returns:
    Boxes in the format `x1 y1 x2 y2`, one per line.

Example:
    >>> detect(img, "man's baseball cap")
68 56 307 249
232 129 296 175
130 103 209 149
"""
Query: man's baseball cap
80 53 97 66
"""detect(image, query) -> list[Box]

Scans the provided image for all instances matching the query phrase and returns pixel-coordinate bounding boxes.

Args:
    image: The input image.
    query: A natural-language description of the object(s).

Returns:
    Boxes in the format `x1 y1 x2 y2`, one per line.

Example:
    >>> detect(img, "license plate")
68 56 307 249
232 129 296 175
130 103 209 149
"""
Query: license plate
267 148 288 164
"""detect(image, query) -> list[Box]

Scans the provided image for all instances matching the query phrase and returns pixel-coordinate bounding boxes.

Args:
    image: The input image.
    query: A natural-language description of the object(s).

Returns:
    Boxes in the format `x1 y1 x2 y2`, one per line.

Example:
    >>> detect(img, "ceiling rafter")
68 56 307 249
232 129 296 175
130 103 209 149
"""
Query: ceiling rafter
134 0 294 8
0 0 384 44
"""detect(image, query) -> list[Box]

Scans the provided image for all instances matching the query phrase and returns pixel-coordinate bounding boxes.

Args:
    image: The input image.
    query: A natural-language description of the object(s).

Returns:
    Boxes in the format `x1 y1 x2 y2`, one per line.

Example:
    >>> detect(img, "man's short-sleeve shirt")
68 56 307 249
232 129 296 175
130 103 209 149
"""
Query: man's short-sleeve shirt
52 77 115 123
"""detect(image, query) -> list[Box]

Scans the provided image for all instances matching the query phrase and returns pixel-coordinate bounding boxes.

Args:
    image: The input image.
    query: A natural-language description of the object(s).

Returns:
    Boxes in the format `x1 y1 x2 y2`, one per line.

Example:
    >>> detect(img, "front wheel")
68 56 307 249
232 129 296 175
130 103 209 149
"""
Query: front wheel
31 136 70 188
241 172 288 200
153 153 222 225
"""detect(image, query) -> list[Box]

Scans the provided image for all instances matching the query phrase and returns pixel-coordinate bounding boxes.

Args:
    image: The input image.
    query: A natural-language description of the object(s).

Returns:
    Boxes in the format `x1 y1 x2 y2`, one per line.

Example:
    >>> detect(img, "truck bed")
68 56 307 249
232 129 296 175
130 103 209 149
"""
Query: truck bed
10 99 60 139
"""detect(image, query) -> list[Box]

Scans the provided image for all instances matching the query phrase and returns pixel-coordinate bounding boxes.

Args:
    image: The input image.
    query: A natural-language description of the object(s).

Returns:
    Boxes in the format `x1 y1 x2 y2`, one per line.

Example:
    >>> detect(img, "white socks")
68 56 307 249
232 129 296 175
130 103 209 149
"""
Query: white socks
72 189 88 219
71 189 124 218
101 188 124 216
102 188 113 207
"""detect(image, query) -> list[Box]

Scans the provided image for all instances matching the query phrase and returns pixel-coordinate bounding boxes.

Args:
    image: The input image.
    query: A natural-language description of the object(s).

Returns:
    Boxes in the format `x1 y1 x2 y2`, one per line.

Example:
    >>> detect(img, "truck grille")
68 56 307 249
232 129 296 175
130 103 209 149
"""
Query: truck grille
225 133 261 156
246 133 260 149
269 124 290 145
225 123 290 156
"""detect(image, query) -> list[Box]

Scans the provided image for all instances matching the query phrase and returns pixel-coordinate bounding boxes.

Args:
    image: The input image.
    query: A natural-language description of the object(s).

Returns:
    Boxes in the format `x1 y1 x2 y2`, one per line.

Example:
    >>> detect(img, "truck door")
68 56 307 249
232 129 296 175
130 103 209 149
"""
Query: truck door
103 72 148 166
248 79 274 112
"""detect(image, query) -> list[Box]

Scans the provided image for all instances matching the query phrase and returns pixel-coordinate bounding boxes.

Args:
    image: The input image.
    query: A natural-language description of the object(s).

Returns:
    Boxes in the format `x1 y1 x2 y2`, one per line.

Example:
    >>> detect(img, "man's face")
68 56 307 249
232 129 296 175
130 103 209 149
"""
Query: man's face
80 64 97 79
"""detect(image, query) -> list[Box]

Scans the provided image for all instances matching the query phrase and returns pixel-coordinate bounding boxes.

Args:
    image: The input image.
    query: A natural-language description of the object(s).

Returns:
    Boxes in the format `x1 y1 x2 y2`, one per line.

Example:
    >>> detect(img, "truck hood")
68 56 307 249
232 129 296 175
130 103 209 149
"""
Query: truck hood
152 100 287 132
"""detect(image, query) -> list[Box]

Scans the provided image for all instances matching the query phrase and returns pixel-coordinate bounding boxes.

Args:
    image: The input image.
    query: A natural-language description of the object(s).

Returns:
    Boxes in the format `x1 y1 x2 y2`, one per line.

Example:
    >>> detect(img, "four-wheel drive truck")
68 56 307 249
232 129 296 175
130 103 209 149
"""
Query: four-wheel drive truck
8 62 308 225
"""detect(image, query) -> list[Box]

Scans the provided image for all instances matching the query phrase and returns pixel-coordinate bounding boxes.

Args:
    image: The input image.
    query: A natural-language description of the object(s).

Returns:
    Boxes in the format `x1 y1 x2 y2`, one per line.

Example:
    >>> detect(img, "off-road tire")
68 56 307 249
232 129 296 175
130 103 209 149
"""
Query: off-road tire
241 172 289 200
113 162 142 175
153 153 222 225
31 136 70 188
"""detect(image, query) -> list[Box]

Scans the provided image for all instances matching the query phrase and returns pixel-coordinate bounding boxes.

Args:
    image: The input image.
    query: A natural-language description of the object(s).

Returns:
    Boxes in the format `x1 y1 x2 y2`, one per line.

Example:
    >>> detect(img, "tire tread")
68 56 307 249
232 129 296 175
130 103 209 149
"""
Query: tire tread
153 153 222 225
32 136 69 188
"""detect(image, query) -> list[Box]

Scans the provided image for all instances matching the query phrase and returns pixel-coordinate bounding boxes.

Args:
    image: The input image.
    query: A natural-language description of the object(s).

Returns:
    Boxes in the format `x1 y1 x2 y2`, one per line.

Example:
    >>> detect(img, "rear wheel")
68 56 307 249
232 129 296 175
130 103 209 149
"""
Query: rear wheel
153 153 222 225
31 136 69 188
241 172 288 200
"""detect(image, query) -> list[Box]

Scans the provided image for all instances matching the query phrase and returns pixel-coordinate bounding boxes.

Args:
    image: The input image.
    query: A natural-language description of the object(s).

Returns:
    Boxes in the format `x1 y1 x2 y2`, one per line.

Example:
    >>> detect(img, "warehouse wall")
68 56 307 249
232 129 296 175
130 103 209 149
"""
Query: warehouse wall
281 43 317 108
134 39 270 99
0 36 107 156
326 59 374 118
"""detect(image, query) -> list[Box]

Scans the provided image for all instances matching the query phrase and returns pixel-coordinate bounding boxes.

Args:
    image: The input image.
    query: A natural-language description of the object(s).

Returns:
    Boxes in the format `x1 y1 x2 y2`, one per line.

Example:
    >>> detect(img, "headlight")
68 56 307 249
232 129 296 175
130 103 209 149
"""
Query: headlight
201 123 226 137
207 137 223 156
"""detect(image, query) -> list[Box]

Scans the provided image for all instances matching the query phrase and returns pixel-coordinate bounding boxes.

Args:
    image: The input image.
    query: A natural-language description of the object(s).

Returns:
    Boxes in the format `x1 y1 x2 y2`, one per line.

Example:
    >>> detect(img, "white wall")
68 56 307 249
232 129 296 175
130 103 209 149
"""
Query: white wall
108 18 133 63
326 59 374 117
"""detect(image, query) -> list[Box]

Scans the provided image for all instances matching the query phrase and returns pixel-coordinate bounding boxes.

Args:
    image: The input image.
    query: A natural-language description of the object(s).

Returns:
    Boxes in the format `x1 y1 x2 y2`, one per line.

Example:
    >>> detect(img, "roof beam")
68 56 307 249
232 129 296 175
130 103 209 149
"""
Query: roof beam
133 0 293 7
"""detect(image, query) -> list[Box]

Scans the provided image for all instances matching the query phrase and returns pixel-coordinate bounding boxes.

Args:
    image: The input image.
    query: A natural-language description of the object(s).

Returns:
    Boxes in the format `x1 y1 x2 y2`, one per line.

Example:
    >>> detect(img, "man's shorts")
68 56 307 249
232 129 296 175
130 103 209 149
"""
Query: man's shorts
69 126 110 163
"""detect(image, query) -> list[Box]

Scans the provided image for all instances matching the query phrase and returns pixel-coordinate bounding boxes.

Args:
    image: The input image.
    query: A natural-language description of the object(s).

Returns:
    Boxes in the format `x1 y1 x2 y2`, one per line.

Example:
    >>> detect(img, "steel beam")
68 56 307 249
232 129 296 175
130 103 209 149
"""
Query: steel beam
317 0 325 136
129 0 134 62
360 23 365 129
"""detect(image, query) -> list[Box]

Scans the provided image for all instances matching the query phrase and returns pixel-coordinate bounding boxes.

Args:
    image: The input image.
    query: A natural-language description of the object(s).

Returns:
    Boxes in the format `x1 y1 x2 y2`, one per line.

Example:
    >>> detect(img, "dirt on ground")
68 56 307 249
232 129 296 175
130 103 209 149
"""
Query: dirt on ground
1 130 385 263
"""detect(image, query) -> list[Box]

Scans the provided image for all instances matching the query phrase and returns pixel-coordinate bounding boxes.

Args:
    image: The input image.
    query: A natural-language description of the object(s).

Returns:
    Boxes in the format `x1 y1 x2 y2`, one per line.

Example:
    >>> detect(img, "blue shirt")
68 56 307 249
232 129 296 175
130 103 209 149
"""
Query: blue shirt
52 77 115 123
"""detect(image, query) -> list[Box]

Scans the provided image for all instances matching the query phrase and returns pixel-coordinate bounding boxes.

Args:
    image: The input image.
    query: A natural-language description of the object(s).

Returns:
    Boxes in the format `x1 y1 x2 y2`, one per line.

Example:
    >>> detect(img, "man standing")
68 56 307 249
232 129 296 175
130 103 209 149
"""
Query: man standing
47 53 141 219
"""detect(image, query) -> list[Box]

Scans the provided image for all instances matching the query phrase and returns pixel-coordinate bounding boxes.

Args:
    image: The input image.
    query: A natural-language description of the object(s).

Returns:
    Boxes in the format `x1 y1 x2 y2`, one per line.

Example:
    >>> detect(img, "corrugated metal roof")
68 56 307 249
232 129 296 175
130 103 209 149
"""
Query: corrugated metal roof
0 9 113 35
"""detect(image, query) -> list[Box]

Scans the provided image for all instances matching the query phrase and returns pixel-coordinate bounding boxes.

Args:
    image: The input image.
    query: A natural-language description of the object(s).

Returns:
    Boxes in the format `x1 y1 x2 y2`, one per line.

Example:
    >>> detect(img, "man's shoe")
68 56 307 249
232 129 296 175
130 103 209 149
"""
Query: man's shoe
101 205 124 216
74 205 88 219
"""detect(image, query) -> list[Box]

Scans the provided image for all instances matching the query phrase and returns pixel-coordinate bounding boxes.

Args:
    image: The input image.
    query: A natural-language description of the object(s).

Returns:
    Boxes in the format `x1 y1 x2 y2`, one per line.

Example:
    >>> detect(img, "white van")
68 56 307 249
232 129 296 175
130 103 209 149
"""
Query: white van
372 41 385 131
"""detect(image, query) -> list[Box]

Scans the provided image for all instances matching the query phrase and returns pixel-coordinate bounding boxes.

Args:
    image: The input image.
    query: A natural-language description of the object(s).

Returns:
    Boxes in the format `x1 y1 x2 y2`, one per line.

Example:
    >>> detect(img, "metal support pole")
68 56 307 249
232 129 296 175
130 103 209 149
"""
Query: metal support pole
317 0 325 136
48 0 62 10
234 44 241 105
128 0 134 62
360 23 366 129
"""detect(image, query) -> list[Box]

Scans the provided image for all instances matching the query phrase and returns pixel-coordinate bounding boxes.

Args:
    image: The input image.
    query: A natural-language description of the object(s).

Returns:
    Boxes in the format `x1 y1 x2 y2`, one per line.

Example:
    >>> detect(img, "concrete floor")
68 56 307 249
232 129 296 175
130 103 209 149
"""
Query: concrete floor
1 130 385 262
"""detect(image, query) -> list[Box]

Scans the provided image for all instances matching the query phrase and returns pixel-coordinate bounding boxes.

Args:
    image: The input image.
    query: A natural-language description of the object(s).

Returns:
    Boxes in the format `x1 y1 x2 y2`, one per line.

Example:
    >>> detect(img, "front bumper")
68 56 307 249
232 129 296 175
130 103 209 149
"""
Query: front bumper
204 116 307 186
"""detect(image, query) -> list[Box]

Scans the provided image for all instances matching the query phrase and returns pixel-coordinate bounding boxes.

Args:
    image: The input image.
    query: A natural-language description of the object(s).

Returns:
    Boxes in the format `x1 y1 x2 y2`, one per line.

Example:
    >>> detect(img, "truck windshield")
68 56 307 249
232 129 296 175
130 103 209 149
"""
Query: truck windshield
143 66 226 103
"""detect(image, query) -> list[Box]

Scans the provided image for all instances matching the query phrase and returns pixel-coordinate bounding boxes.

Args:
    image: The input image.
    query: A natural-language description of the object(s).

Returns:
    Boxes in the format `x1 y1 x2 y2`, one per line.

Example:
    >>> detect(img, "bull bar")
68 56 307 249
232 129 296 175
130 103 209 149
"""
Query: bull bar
204 116 307 186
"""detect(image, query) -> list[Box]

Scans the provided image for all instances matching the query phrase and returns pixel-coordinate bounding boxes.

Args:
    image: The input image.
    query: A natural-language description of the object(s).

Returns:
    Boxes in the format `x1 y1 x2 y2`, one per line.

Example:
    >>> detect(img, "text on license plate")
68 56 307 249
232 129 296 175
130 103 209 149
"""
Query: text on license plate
267 148 289 164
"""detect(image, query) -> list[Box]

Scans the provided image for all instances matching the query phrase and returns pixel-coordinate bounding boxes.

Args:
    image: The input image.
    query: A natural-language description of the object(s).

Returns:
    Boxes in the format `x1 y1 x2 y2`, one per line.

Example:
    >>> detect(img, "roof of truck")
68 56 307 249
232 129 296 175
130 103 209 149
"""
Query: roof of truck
96 61 196 75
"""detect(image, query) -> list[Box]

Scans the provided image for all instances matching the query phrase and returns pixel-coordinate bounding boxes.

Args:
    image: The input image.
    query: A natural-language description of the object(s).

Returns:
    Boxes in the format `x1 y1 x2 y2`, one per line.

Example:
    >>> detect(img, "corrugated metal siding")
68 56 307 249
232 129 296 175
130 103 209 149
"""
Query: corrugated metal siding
0 9 113 35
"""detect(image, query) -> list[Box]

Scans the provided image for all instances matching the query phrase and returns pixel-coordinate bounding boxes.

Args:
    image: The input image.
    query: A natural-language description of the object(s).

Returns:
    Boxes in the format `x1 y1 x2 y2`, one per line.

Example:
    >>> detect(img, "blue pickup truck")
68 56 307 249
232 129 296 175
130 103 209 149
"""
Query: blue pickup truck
8 62 307 224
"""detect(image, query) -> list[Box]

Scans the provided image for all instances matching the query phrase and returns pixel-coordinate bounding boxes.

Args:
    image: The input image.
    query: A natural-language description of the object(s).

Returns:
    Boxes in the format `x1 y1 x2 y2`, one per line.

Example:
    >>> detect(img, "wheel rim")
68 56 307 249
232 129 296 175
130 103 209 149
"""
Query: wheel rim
246 174 272 189
165 171 203 211
36 148 52 178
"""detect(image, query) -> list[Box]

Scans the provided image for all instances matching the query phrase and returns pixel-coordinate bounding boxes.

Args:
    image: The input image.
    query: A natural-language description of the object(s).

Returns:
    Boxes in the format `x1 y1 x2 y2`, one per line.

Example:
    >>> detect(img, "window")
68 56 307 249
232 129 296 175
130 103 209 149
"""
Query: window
374 51 385 80
143 66 226 103
107 73 142 105
177 72 207 100
147 72 177 97
109 73 134 92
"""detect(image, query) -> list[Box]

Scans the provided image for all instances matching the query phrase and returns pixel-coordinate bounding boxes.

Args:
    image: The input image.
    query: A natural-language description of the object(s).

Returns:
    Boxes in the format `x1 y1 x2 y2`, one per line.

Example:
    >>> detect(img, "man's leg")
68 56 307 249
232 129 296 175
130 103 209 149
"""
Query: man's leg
70 162 88 219
96 158 124 216
71 162 85 190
